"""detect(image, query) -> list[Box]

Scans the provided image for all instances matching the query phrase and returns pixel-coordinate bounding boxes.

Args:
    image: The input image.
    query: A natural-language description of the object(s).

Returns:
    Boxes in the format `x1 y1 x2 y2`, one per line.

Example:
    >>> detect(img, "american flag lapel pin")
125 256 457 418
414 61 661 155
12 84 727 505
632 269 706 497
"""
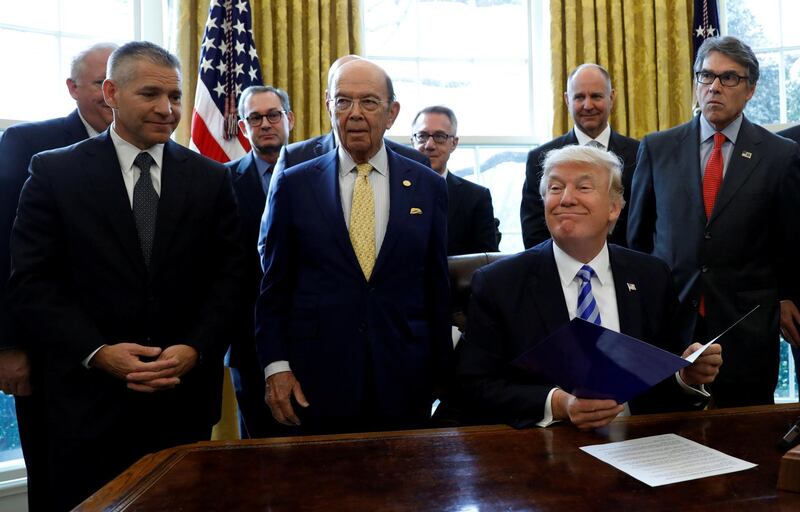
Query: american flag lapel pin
741 151 752 159
627 283 637 292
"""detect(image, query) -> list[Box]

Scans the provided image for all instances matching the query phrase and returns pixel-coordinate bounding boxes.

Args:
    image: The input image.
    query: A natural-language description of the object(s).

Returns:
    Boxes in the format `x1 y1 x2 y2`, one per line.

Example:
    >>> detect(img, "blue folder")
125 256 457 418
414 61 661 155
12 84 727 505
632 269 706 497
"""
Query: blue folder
512 318 690 404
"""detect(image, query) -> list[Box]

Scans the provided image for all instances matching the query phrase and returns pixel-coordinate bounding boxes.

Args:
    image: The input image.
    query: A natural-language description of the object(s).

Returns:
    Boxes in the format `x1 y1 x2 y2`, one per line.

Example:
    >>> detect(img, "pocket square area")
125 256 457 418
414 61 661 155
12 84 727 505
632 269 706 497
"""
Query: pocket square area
410 207 423 215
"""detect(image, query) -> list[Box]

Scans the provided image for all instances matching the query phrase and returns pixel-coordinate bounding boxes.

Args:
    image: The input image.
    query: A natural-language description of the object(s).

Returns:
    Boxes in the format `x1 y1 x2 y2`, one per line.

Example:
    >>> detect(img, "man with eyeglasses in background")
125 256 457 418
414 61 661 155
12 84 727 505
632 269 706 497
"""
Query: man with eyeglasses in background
628 35 800 408
0 41 117 511
520 63 639 249
256 58 451 435
411 106 498 255
225 85 294 438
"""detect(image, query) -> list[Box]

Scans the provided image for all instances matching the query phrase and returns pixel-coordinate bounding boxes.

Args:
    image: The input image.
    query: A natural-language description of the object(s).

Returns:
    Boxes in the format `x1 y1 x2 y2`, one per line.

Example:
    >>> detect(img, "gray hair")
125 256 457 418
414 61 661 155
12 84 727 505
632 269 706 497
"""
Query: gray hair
539 144 625 209
107 41 181 86
566 63 612 93
70 42 118 81
238 86 291 119
694 36 759 86
412 105 458 134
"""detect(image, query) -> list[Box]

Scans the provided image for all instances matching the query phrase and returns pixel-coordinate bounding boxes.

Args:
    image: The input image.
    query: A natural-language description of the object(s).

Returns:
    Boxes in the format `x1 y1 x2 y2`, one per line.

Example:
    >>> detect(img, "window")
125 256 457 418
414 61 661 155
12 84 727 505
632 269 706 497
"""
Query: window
364 0 551 251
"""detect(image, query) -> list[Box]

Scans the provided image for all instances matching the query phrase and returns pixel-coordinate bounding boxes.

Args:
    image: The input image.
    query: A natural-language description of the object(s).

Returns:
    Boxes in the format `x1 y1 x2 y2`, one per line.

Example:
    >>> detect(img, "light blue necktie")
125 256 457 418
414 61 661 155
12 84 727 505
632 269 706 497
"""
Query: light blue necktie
576 265 601 325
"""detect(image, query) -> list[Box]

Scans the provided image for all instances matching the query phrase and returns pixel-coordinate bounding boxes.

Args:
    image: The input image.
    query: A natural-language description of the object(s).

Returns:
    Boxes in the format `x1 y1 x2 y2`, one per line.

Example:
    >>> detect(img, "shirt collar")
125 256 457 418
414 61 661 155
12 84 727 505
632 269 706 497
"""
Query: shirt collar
574 124 612 149
109 125 164 171
552 240 612 288
77 110 100 137
700 113 743 144
251 151 273 177
338 142 389 178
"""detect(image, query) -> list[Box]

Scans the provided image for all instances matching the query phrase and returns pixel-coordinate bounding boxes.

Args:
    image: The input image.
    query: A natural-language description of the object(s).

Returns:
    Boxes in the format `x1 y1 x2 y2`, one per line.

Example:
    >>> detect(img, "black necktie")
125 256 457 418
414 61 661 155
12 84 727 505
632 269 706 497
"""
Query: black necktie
133 152 158 267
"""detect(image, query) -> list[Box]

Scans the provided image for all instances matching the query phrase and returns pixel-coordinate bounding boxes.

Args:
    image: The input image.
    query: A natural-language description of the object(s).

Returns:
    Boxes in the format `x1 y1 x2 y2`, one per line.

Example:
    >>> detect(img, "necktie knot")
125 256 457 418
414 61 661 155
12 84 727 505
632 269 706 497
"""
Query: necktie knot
712 132 726 149
587 140 605 150
356 163 373 179
134 152 155 175
576 265 596 284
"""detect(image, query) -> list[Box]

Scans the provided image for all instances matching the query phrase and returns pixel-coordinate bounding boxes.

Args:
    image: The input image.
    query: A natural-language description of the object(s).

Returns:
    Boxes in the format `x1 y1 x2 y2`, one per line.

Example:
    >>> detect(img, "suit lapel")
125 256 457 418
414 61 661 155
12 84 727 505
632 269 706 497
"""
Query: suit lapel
527 241 570 334
608 247 643 339
316 132 336 157
149 141 188 275
676 118 707 225
64 109 90 143
708 117 762 224
446 172 461 225
232 153 267 219
372 149 412 280
86 133 146 273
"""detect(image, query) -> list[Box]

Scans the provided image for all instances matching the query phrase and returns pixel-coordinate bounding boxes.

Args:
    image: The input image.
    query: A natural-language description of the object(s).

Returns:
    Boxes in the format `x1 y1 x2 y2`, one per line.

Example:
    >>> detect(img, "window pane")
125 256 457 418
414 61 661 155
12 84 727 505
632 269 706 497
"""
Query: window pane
785 52 800 124
743 51 778 125
0 393 22 463
0 0 59 31
725 0 779 49
61 0 133 40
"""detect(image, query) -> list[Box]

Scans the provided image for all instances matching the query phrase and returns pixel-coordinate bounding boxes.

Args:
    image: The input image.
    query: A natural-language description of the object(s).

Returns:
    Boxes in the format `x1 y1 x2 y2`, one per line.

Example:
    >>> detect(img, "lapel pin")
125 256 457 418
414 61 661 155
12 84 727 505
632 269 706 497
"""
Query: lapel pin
741 151 752 159
410 207 422 215
627 283 637 292
403 180 412 187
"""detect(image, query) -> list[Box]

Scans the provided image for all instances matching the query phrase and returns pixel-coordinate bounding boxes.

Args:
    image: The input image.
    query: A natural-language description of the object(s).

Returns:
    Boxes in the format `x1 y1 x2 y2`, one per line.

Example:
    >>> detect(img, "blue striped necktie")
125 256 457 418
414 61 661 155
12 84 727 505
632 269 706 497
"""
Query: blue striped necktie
576 265 601 325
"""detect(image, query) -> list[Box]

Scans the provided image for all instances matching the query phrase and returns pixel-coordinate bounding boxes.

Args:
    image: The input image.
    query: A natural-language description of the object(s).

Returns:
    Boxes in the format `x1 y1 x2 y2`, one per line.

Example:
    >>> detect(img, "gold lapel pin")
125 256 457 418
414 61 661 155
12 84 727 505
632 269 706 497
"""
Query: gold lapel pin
410 207 422 215
402 180 412 187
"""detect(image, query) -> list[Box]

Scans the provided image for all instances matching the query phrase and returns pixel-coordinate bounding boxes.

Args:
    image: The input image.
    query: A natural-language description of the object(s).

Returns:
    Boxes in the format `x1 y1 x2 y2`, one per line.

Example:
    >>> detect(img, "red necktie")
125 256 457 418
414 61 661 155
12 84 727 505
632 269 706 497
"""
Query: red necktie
698 132 725 317
702 132 725 219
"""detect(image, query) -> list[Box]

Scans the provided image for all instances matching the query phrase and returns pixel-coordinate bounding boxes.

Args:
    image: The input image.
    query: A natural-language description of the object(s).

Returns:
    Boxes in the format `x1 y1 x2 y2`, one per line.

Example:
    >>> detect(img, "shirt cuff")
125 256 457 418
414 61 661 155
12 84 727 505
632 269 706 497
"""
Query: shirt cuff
675 370 710 397
265 360 292 379
83 345 105 368
535 387 561 427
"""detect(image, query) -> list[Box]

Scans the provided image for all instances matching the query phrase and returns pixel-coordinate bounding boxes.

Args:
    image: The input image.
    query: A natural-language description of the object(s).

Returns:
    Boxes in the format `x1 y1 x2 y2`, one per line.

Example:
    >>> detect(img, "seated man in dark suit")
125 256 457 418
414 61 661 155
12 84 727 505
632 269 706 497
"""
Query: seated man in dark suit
411 105 499 255
456 145 722 430
520 63 639 249
225 85 295 438
9 41 243 510
0 41 116 511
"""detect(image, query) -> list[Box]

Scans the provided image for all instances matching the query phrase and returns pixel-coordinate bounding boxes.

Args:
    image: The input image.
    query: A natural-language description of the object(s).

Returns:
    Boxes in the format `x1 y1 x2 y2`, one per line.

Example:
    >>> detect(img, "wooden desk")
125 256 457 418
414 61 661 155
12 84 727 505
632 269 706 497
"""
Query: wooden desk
77 404 800 511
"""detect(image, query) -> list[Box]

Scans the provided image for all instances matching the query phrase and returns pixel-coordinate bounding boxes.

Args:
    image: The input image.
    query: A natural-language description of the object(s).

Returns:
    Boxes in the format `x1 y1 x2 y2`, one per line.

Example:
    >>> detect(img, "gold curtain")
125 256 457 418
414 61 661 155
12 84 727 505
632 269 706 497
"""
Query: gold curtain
174 0 362 146
550 0 694 140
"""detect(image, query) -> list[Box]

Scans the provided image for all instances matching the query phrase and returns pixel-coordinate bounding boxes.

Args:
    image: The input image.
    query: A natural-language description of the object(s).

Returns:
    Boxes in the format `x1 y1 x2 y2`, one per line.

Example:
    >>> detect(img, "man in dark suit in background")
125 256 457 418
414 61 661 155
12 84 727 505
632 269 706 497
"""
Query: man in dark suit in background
256 58 451 435
628 36 800 408
0 42 116 511
411 105 498 255
456 145 721 429
8 41 243 510
226 85 294 438
520 63 639 249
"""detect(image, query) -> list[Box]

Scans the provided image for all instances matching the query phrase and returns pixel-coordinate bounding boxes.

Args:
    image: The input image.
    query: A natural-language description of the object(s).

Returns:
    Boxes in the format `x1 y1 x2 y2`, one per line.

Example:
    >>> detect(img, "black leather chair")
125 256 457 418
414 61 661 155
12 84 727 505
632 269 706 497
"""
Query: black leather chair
448 252 513 333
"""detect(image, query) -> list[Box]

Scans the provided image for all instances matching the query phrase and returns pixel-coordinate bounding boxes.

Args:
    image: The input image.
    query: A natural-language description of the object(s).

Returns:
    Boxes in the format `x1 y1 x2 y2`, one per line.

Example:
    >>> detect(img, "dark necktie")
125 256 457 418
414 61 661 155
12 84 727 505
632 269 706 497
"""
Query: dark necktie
133 152 158 267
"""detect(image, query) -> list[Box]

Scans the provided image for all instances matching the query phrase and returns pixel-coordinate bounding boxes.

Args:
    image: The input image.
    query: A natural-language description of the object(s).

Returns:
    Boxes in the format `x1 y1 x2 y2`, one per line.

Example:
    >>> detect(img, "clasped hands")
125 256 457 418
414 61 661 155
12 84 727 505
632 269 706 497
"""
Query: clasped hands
91 343 198 393
554 342 723 430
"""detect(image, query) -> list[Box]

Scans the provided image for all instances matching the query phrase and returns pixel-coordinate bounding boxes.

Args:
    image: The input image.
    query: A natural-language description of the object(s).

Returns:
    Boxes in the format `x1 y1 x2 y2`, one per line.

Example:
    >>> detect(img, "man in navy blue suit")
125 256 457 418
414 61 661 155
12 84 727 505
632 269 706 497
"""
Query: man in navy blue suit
411 105 499 255
0 42 116 511
9 42 243 510
456 145 721 429
628 36 800 408
226 85 294 438
256 58 451 434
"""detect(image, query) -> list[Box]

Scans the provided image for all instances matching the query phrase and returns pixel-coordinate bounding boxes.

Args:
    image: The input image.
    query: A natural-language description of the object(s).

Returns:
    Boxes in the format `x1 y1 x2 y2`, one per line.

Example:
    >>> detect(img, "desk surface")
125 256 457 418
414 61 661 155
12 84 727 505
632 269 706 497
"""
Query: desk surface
78 404 800 511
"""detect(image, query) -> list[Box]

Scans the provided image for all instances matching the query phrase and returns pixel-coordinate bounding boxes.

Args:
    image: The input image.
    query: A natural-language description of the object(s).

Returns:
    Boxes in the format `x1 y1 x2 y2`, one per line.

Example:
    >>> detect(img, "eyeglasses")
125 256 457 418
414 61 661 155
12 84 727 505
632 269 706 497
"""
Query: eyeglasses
695 71 749 87
330 97 386 113
245 110 286 127
412 131 455 144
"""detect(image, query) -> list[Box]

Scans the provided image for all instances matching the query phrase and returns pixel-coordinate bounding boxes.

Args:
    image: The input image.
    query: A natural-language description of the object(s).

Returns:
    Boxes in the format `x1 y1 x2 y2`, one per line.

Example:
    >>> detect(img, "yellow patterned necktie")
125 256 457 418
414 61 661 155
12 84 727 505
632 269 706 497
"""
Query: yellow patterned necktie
349 163 376 279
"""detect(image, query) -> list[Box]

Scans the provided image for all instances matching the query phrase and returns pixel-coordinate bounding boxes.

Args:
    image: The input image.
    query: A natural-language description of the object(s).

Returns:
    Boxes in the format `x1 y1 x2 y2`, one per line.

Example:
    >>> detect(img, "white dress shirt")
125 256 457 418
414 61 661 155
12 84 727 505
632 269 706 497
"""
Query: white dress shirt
574 124 612 149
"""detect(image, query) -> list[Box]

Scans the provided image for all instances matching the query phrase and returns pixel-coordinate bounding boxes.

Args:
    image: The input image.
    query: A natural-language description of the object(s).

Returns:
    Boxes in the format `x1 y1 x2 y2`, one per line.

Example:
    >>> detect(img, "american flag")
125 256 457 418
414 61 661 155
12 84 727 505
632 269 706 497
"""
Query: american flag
190 0 263 163
692 0 720 61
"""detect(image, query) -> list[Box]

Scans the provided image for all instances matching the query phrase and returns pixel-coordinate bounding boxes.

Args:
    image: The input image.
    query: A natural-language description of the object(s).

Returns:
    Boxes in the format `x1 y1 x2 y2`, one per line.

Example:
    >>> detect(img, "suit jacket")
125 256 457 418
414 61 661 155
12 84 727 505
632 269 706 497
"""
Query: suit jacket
0 109 89 348
777 124 800 144
520 129 639 249
256 147 451 429
455 240 703 427
446 171 498 255
627 115 800 406
225 152 269 369
8 132 244 506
